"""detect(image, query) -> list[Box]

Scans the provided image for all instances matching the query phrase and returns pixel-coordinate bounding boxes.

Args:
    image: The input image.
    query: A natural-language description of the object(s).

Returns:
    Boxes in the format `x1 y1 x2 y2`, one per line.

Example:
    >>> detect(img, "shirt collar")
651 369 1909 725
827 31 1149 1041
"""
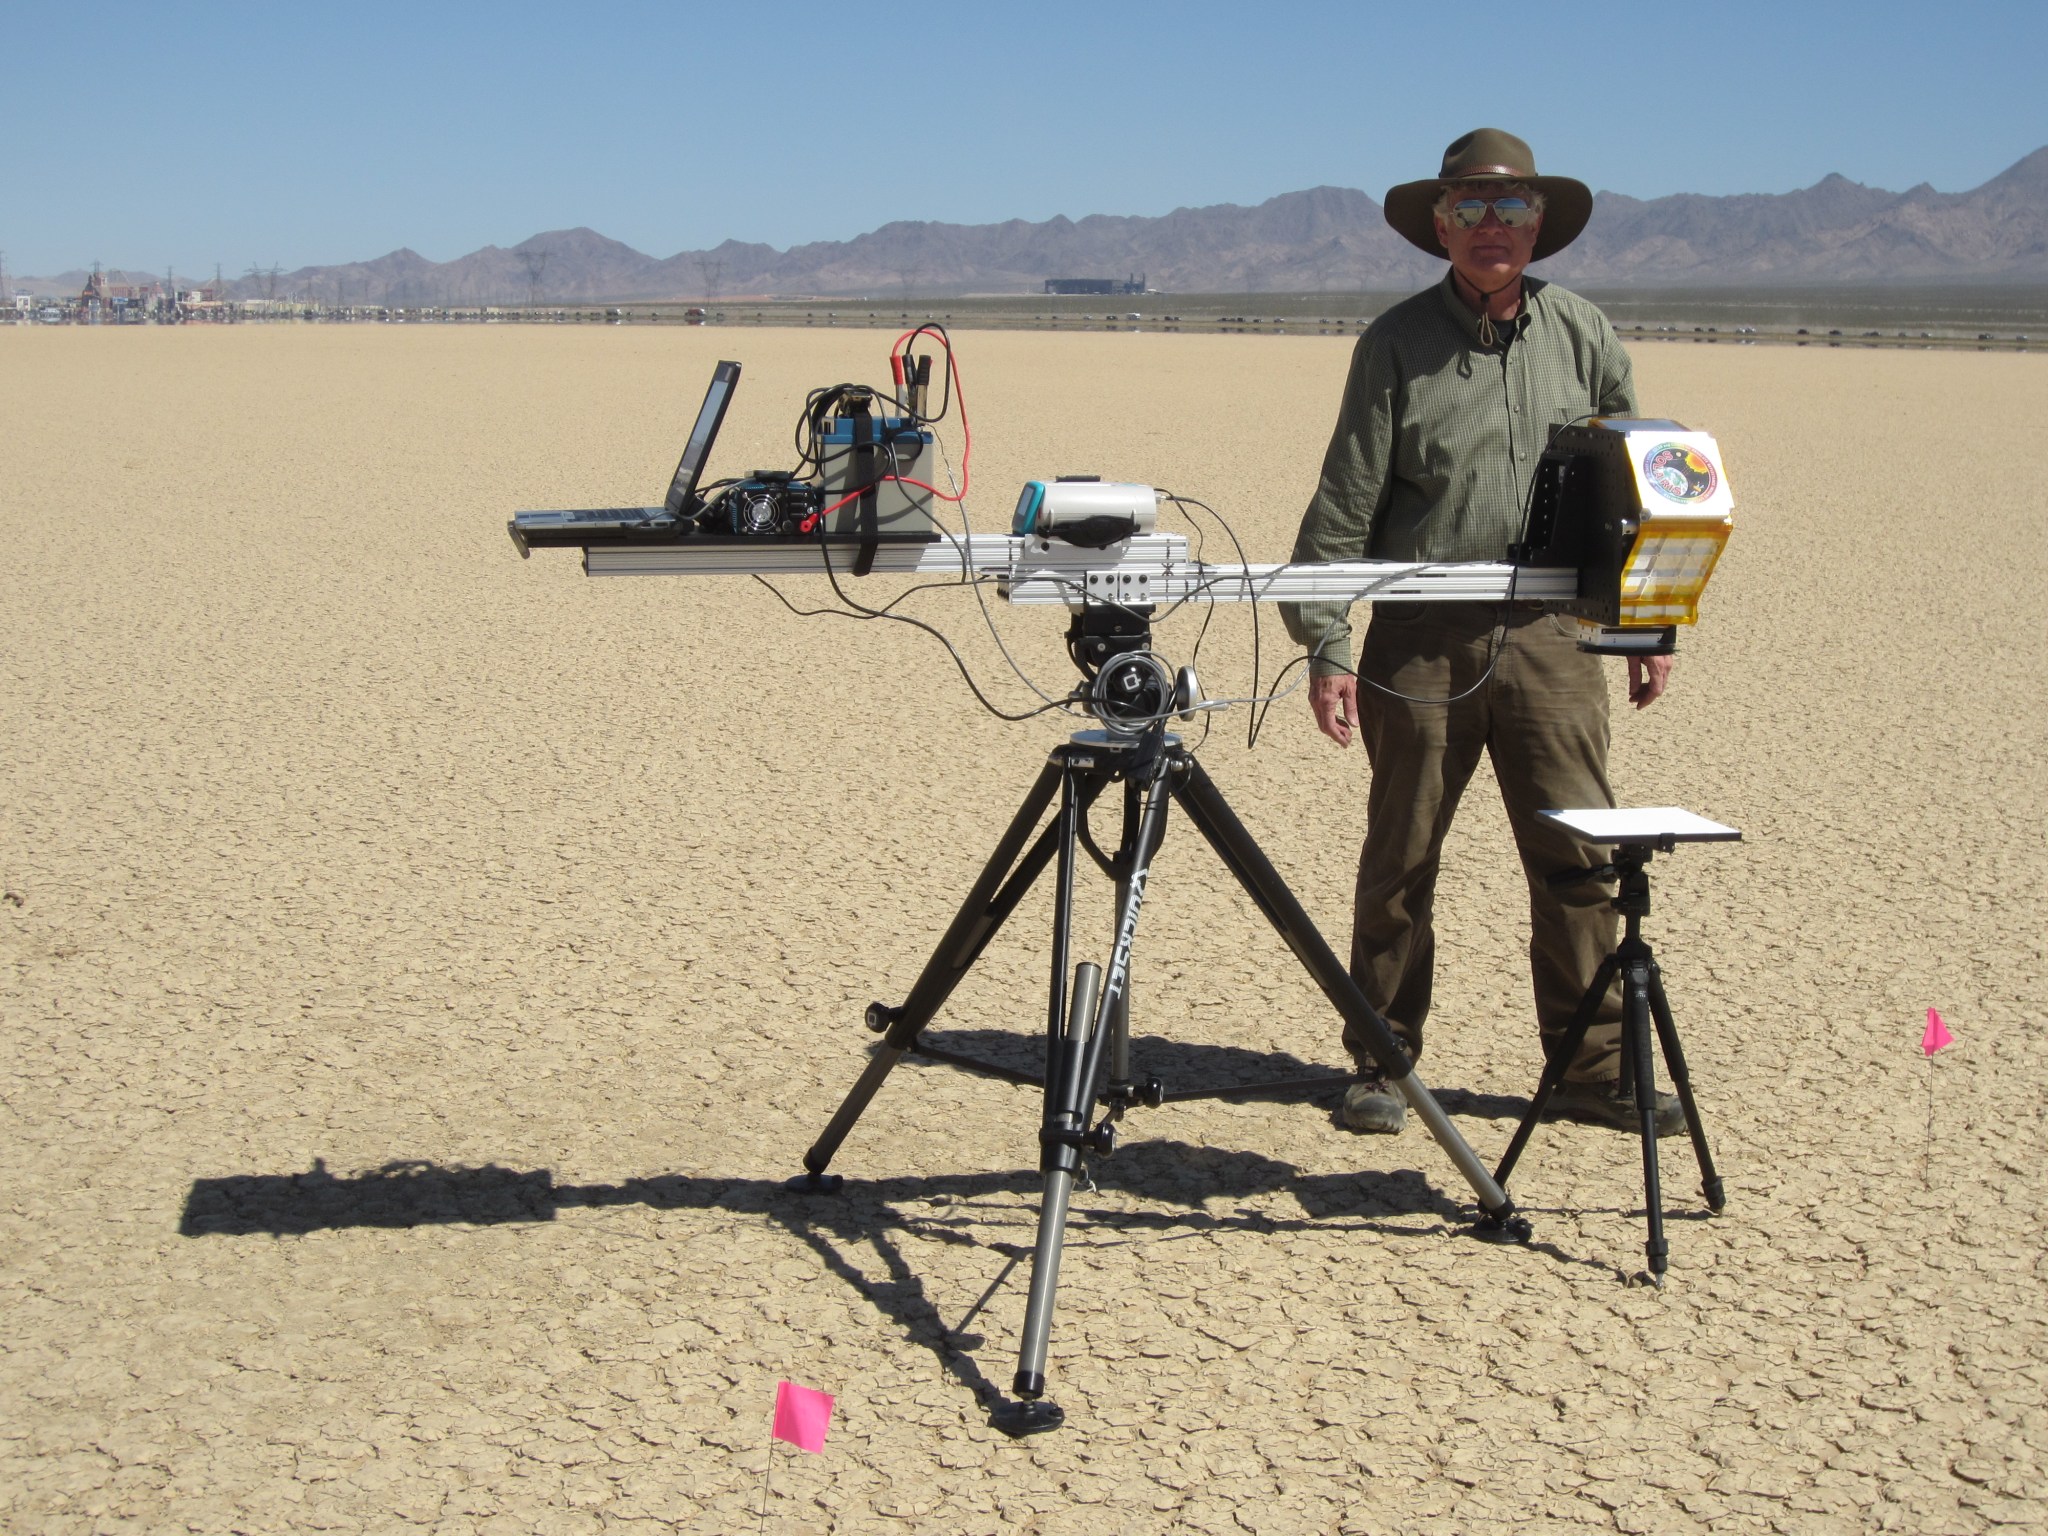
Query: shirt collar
1437 271 1547 347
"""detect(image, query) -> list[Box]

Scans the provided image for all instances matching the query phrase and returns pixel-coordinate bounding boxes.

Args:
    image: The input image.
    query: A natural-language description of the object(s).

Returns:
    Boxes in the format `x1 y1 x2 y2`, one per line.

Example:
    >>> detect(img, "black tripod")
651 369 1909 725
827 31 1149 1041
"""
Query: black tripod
1492 823 1733 1282
798 613 1528 1433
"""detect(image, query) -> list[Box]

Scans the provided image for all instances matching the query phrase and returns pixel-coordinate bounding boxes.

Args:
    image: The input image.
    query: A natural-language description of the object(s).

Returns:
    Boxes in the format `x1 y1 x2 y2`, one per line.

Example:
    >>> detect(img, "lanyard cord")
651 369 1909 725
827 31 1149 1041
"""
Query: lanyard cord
1457 272 1523 348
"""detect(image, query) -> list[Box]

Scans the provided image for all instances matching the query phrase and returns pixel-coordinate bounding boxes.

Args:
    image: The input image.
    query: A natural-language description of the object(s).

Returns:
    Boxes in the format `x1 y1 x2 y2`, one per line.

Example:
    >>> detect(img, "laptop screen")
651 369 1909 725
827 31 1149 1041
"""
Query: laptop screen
664 359 742 515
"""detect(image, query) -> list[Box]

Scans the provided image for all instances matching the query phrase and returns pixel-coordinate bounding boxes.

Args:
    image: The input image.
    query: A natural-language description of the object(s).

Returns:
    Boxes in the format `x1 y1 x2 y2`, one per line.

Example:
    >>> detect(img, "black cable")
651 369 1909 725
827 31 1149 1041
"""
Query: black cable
790 356 960 508
790 328 955 480
1161 492 1258 746
801 523 1072 723
894 324 955 423
751 571 1070 725
1154 494 1219 696
739 333 1081 727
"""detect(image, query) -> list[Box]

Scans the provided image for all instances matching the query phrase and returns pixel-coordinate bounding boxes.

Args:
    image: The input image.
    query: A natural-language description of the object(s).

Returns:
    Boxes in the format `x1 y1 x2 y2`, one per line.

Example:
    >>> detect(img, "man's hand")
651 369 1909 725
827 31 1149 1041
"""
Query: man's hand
1310 673 1360 746
1627 654 1673 709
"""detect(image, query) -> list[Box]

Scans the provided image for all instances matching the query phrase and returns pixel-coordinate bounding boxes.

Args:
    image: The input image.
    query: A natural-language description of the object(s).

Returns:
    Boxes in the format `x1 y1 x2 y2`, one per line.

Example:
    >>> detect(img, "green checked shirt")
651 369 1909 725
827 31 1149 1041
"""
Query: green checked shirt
1282 273 1637 676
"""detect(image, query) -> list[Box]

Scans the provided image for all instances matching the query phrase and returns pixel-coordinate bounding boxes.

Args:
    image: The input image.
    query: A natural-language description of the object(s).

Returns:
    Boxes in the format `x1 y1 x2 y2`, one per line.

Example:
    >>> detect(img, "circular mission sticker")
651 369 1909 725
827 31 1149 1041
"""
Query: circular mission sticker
1643 442 1718 503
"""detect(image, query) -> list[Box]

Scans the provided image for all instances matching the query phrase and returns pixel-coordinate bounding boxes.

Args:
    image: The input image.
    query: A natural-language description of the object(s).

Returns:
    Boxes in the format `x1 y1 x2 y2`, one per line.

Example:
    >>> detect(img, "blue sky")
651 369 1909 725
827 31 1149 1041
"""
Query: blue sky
3 0 2042 277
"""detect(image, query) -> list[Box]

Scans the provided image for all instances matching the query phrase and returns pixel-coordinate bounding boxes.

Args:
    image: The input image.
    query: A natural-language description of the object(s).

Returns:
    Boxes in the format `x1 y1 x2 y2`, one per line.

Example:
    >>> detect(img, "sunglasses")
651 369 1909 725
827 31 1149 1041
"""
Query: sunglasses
1446 196 1539 230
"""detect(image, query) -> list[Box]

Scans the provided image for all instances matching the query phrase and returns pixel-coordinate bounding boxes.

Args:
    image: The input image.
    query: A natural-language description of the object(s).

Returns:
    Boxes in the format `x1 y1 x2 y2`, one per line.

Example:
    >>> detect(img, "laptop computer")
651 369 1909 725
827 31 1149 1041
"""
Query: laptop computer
508 359 740 555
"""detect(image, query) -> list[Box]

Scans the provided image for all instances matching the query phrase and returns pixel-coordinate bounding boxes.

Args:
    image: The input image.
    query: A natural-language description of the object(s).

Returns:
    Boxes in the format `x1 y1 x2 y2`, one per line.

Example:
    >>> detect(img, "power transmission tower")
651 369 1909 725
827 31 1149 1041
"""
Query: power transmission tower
696 255 725 305
518 247 549 308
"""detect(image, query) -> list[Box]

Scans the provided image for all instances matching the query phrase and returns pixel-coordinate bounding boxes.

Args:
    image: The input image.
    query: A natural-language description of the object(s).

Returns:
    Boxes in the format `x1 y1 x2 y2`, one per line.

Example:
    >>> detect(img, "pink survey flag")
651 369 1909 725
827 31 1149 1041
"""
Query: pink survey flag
1921 1008 1954 1056
772 1380 834 1453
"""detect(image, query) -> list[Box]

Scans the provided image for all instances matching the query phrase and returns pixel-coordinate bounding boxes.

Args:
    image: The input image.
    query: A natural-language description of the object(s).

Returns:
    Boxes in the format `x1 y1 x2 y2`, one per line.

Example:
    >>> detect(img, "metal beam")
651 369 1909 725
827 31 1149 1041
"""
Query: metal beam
578 531 1575 606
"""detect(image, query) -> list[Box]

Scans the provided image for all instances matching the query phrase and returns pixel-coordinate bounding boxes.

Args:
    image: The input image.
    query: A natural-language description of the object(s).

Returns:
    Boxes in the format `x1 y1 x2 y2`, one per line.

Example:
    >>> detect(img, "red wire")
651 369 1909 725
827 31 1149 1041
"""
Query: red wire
796 471 957 534
795 331 973 533
888 329 970 503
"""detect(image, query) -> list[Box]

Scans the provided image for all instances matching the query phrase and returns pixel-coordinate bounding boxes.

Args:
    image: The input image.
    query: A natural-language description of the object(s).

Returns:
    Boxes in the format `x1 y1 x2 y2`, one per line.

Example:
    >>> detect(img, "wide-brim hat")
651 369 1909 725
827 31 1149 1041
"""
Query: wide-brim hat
1384 128 1592 263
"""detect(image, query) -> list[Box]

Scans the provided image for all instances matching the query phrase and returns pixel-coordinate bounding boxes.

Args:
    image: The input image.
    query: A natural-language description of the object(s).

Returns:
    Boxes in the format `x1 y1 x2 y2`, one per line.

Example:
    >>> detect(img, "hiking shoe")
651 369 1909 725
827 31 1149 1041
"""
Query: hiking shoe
1340 1077 1406 1134
1547 1078 1685 1137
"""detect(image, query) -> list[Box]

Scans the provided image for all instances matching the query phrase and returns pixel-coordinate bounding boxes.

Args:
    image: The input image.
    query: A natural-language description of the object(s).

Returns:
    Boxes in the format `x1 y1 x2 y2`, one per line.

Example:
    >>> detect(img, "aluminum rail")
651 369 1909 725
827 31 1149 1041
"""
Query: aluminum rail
577 531 1576 606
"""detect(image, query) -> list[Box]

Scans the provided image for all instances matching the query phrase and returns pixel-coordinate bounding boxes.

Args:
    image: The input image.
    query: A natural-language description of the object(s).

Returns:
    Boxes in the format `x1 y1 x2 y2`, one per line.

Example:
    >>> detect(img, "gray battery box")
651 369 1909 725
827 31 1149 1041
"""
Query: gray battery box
818 415 938 536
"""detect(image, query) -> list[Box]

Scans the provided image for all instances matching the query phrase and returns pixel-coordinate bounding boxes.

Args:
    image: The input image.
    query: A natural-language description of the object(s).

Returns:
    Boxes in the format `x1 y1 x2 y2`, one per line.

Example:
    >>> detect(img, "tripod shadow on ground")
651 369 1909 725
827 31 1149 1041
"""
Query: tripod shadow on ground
177 1136 1484 1415
910 1028 1354 1099
1425 1085 1542 1121
910 1029 1538 1124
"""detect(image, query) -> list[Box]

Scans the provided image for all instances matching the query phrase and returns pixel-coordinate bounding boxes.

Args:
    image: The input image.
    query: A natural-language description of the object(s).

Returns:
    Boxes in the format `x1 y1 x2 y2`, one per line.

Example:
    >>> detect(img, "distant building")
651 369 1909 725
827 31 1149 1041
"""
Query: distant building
75 269 107 323
1044 273 1147 296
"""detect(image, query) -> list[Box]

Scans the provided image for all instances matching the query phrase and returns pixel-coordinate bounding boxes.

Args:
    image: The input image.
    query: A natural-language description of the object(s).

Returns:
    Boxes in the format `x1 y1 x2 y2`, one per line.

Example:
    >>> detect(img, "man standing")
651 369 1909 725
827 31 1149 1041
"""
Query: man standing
1282 128 1680 1136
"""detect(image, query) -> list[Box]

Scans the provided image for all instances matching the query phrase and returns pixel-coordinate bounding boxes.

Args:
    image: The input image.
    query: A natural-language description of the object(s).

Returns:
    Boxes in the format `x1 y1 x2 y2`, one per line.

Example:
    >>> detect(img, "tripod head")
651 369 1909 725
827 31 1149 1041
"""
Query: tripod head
1065 603 1200 738
1541 809 1741 924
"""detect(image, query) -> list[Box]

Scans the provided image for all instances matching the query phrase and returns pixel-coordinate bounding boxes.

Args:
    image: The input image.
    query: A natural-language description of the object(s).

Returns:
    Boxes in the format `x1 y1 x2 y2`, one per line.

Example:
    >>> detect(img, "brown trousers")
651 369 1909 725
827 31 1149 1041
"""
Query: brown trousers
1347 603 1622 1083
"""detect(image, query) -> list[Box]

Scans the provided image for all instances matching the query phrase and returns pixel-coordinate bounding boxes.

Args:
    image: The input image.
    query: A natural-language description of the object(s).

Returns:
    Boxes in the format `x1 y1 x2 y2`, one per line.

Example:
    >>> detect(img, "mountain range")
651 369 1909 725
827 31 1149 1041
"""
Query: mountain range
22 148 2048 304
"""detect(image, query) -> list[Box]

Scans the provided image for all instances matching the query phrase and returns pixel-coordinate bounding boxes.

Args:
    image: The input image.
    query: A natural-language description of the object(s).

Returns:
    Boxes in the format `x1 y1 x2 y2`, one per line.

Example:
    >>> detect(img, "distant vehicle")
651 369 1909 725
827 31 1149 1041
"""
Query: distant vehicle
1827 329 1842 336
1125 312 1141 320
1978 333 1993 340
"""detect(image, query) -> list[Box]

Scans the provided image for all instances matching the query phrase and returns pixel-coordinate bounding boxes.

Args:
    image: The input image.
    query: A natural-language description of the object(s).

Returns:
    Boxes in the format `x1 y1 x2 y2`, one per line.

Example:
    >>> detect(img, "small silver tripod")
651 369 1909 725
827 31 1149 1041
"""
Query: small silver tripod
1492 807 1740 1282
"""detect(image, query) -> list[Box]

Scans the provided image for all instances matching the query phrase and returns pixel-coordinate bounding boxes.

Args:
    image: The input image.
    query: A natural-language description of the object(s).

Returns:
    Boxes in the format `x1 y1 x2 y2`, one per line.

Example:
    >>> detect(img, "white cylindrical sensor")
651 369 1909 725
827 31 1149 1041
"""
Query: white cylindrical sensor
1012 480 1159 537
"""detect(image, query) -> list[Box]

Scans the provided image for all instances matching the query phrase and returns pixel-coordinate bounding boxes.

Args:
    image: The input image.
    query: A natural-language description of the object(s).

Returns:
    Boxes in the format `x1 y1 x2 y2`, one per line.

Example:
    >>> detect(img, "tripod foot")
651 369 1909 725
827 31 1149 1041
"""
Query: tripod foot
784 1171 845 1195
1639 1236 1670 1285
1470 1211 1534 1244
1703 1175 1726 1213
992 1397 1066 1437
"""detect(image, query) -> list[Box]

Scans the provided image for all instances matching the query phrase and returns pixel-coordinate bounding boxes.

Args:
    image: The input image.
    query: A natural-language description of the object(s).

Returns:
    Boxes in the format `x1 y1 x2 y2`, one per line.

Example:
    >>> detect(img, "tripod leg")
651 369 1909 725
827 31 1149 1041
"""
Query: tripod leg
802 755 1071 1180
1168 756 1525 1233
1065 765 1170 1138
1012 961 1101 1418
1493 953 1619 1187
1038 768 1084 1103
1647 960 1725 1212
1622 951 1668 1280
1013 761 1174 1410
1107 778 1140 1099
